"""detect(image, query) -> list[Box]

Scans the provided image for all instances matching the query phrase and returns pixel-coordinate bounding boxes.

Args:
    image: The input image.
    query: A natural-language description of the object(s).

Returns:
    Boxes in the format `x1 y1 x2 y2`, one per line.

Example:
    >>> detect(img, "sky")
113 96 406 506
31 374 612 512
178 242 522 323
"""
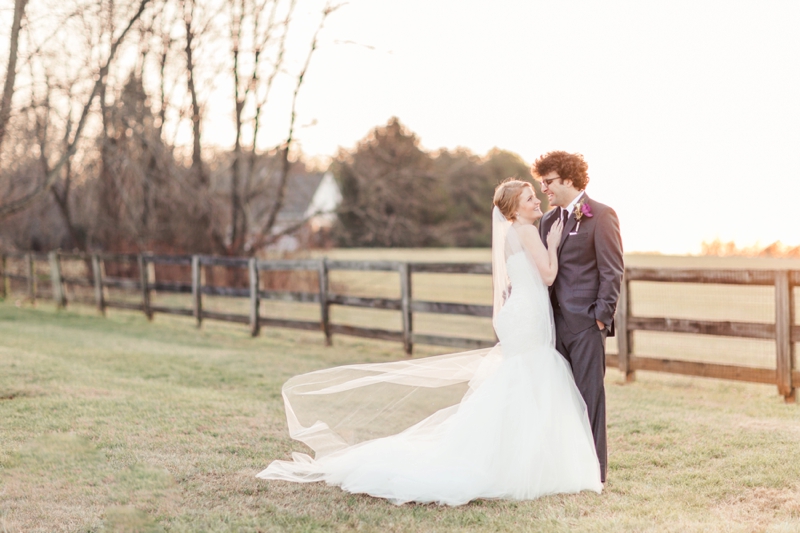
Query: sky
203 1 800 254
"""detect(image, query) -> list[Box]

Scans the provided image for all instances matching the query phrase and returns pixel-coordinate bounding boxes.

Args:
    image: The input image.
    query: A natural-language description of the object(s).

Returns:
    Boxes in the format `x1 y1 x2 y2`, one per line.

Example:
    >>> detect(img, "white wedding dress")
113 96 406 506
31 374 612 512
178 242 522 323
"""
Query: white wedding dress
257 210 602 505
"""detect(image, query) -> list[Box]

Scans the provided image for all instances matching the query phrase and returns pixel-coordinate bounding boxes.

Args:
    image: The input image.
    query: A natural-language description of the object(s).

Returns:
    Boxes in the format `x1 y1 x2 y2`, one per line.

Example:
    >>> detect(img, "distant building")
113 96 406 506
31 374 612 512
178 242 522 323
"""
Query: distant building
268 171 342 251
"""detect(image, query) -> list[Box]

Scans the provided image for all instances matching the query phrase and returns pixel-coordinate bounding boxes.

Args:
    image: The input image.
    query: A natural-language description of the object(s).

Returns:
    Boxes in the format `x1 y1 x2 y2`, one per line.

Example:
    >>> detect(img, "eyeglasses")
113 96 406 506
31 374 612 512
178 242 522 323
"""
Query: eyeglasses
541 176 561 186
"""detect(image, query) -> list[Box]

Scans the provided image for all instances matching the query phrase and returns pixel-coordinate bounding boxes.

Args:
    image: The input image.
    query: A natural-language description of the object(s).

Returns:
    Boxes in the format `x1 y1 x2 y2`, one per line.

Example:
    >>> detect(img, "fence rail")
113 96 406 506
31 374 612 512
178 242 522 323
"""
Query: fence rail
617 266 797 403
0 251 796 403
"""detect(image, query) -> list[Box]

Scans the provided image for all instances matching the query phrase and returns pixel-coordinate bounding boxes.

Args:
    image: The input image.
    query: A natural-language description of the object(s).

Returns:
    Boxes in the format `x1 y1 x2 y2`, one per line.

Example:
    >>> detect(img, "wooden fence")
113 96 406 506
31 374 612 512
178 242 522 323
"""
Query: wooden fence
0 251 496 353
0 252 796 403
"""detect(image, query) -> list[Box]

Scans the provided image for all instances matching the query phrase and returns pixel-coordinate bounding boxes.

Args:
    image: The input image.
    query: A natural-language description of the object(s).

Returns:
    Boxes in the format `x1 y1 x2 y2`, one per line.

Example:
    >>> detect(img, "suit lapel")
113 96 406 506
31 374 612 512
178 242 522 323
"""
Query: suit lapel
542 209 558 249
557 193 589 257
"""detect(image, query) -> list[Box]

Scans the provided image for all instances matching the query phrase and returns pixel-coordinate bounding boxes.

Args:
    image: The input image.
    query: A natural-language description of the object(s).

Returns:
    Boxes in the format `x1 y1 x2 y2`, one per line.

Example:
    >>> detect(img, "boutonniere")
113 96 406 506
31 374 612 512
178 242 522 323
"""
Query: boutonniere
570 199 593 235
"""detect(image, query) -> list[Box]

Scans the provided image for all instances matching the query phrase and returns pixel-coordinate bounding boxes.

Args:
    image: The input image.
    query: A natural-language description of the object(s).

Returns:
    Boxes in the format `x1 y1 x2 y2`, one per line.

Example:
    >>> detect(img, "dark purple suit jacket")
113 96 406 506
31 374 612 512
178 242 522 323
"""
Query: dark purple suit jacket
539 193 624 336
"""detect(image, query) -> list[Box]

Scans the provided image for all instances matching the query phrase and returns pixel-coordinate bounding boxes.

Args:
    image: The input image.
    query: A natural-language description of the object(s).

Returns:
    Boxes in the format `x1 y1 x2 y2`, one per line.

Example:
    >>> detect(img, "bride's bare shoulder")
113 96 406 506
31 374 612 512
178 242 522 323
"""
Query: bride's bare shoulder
511 224 544 252
514 224 541 240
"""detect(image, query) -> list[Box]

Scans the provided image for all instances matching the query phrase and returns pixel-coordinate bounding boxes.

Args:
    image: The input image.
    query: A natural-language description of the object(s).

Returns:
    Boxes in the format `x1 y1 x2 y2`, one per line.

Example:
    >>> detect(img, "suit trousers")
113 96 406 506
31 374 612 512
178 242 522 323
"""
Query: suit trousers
554 310 608 483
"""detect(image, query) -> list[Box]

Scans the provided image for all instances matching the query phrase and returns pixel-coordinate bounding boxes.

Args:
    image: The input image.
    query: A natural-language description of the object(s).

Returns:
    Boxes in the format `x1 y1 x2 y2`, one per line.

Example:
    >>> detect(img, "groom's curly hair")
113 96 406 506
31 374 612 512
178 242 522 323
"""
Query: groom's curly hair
531 151 589 190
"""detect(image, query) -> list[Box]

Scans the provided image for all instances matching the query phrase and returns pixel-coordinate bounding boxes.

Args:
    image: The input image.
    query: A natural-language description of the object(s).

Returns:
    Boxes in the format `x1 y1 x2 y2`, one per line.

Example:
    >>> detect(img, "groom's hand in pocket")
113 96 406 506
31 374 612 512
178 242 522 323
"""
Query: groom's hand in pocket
596 319 605 331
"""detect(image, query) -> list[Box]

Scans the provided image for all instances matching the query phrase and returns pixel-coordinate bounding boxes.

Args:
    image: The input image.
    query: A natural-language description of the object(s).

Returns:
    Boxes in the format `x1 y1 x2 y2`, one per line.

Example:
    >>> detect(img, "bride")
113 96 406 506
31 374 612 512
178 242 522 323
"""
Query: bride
257 179 603 505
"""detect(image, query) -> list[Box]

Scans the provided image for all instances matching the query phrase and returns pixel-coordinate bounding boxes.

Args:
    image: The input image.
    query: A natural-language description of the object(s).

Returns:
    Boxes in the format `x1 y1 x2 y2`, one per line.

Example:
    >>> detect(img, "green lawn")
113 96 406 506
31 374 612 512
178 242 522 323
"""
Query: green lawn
1 300 800 532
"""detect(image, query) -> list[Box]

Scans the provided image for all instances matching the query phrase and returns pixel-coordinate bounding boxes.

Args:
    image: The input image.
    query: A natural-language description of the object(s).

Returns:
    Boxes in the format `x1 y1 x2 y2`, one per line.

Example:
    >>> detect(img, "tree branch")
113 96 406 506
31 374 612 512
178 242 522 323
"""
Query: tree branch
183 0 206 186
258 1 339 239
0 0 30 157
0 0 152 220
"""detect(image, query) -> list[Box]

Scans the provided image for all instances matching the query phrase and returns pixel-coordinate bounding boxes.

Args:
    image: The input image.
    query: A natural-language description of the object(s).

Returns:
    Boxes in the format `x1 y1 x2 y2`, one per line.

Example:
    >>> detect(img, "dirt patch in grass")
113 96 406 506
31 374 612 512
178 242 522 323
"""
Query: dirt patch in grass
0 387 44 401
713 485 800 527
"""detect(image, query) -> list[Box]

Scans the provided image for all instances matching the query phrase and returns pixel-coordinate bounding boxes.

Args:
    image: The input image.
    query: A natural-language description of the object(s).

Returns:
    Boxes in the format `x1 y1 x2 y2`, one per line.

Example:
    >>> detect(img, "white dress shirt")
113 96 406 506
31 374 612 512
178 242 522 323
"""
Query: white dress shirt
561 190 586 221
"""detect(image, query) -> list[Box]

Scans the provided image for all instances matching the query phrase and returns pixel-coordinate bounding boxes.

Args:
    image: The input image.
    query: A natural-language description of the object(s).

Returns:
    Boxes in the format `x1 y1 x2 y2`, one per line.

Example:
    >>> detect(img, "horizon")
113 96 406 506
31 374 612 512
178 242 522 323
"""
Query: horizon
4 1 797 255
193 0 799 255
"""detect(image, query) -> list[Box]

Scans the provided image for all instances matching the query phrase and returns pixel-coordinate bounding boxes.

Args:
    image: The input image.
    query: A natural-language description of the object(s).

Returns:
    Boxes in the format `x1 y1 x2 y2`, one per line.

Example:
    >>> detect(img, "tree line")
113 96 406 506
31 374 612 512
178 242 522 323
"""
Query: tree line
0 0 544 254
0 0 338 256
332 117 547 248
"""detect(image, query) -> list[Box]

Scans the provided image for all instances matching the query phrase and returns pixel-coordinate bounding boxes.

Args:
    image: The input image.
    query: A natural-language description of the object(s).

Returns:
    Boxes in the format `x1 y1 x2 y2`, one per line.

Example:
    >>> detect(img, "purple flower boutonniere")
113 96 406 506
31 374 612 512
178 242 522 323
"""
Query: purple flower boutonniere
570 199 593 235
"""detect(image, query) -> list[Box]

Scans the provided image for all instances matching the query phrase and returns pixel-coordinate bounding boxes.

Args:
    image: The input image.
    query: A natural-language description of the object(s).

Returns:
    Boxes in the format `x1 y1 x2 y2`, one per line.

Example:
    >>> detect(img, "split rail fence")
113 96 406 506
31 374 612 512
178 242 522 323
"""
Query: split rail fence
0 251 796 403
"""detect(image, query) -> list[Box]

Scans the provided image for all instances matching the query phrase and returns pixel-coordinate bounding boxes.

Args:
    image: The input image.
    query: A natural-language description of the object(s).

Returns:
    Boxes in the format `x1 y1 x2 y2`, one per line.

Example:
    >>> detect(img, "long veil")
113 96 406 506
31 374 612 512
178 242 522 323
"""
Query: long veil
491 206 512 331
257 209 516 482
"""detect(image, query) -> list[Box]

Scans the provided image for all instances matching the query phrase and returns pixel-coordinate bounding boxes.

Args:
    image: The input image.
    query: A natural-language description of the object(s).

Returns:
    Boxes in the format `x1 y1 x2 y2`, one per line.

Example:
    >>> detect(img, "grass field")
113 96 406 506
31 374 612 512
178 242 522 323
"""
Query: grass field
1 298 800 532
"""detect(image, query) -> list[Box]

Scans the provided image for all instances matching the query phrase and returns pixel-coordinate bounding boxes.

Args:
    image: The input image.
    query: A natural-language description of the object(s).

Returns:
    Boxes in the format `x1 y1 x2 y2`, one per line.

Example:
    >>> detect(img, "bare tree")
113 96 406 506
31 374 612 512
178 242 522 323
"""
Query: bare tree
248 0 340 252
0 0 344 257
34 76 86 249
181 0 340 255
181 0 207 187
0 0 152 220
225 0 294 252
0 0 30 158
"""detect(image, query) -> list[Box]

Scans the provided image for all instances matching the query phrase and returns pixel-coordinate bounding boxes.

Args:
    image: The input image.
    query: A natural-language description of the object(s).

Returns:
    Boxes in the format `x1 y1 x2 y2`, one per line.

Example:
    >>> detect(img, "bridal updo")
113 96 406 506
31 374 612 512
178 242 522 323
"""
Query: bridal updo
493 178 534 221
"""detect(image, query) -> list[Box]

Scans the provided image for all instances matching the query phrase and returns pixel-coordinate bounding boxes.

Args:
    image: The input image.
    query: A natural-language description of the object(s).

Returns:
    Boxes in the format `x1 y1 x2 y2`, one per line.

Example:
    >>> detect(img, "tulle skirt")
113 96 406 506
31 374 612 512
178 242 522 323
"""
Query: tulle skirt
257 342 602 506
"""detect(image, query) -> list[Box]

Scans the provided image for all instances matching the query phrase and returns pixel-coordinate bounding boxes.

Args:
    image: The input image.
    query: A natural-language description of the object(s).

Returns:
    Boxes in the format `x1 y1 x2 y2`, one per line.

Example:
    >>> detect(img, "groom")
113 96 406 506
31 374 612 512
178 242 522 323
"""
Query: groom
534 151 623 484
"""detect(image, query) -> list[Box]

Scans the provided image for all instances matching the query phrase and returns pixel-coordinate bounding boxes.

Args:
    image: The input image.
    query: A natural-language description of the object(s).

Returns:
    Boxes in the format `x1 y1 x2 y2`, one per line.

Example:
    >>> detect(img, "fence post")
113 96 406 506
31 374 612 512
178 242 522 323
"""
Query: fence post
318 258 331 346
48 251 66 309
192 255 202 327
1 254 6 299
92 254 106 315
616 276 635 382
148 259 156 299
26 253 35 303
775 270 795 403
138 254 152 320
399 262 413 356
248 258 260 337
